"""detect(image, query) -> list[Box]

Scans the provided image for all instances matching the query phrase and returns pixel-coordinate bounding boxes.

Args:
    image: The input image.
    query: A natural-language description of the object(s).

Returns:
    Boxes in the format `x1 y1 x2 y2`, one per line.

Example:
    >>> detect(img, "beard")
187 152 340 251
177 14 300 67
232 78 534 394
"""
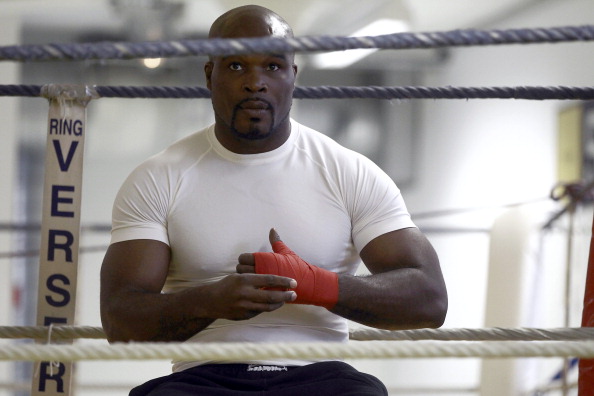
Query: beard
231 117 274 140
229 99 280 141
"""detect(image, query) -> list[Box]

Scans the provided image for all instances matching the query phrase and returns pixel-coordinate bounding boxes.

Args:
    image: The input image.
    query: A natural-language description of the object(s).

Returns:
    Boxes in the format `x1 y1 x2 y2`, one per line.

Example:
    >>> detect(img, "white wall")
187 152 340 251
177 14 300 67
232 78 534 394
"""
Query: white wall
383 1 594 394
0 9 22 396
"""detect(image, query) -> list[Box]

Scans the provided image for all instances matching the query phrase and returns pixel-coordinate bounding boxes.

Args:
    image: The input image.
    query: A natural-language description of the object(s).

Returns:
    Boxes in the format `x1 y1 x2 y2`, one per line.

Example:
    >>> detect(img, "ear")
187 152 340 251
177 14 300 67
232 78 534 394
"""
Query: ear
204 61 213 90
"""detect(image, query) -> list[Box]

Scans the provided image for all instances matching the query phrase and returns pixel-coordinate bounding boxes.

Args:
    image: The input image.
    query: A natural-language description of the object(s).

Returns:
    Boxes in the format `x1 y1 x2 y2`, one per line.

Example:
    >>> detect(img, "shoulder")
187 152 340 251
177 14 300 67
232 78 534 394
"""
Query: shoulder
128 125 213 179
115 125 213 203
292 120 386 177
147 125 212 169
292 120 367 163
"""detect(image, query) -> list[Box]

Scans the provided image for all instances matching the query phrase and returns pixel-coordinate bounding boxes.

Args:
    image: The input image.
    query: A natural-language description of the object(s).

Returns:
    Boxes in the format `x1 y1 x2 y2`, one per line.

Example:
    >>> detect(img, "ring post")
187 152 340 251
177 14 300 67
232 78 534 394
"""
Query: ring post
579 209 594 395
31 85 97 396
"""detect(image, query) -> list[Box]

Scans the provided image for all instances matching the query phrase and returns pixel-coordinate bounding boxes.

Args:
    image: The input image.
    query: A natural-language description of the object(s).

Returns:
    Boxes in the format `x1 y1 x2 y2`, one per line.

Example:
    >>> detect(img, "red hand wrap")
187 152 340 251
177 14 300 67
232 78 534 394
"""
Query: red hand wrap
254 241 339 309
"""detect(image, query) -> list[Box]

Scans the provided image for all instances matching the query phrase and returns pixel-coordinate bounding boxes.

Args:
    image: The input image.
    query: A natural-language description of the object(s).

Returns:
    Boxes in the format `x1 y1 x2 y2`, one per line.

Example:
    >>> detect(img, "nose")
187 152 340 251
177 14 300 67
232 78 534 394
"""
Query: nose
242 70 267 93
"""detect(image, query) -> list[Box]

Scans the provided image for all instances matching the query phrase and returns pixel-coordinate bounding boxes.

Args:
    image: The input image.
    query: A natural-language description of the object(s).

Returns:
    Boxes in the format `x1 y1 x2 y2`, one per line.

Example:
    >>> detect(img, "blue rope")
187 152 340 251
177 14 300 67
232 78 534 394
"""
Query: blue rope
1 25 593 61
2 84 593 100
294 86 594 100
95 85 211 99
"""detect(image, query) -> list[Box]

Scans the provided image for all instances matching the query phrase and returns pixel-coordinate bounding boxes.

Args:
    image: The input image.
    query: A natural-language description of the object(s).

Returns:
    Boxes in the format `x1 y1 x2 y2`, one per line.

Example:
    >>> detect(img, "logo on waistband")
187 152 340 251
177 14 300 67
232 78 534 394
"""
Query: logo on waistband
247 365 288 372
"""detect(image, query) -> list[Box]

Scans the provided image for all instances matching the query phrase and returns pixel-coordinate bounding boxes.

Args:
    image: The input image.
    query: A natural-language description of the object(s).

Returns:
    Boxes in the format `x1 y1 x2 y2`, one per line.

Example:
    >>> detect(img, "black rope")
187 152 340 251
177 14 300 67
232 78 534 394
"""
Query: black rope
1 25 594 61
2 84 594 100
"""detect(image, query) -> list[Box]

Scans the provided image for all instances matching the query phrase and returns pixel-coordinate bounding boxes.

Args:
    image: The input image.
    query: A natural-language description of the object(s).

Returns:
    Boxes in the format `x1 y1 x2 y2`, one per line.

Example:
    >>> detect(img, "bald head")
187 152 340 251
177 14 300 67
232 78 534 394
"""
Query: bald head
208 5 293 40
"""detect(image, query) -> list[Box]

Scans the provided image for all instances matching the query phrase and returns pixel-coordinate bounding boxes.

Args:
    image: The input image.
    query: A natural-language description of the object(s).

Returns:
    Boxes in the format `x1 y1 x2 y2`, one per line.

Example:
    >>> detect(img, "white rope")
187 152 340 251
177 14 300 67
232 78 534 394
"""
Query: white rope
350 326 594 341
0 325 105 340
0 340 593 361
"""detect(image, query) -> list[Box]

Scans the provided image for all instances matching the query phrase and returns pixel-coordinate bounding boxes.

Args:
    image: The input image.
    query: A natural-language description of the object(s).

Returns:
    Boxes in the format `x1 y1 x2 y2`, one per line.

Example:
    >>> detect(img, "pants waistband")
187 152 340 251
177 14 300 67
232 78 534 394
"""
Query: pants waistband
189 364 299 376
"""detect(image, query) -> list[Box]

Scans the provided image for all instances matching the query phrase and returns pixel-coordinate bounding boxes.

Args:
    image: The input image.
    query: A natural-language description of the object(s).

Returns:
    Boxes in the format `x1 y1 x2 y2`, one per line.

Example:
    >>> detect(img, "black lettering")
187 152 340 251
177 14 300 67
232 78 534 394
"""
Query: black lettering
48 118 84 136
47 229 73 262
51 185 75 218
45 274 70 307
38 361 66 393
49 119 59 135
44 316 68 326
52 140 79 172
73 120 83 136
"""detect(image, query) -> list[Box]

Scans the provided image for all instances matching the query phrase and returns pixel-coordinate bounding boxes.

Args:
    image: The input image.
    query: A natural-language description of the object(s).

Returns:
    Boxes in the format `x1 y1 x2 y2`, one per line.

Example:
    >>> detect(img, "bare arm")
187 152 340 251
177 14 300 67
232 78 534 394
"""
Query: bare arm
100 239 297 343
331 227 448 330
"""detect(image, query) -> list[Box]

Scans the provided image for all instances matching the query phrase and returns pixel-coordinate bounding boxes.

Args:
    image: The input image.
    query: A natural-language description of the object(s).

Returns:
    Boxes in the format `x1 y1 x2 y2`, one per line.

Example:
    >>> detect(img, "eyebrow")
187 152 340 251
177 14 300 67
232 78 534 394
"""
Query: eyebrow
220 53 291 62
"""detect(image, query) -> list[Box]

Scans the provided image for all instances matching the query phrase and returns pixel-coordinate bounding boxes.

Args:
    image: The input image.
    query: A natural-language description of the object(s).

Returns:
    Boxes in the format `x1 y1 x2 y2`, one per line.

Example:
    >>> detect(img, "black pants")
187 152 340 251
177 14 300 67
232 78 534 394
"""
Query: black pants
130 361 388 395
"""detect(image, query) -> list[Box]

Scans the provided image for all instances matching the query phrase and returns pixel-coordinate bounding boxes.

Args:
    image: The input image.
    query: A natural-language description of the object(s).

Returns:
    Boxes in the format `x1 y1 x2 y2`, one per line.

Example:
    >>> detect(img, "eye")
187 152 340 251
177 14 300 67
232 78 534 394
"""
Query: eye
266 63 280 71
229 62 243 71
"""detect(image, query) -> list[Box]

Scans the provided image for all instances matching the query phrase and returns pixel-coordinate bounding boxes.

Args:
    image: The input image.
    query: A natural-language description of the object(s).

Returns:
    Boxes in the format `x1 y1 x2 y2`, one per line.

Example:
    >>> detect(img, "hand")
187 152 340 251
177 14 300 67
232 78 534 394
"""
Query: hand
205 271 296 321
239 228 339 309
236 228 282 274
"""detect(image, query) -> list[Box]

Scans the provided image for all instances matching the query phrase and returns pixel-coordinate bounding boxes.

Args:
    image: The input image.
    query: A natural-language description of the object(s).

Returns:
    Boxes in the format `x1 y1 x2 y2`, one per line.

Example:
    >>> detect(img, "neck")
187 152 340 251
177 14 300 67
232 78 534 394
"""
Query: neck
214 117 292 154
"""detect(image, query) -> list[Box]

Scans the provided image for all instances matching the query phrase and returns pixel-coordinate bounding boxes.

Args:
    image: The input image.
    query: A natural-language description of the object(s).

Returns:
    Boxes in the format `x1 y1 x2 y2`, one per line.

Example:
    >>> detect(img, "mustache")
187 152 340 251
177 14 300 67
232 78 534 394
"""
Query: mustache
235 98 273 109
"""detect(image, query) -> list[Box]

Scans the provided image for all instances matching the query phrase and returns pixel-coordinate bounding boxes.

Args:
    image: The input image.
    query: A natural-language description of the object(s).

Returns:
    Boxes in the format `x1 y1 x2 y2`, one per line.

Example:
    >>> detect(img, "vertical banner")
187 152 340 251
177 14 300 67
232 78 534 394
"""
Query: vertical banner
32 85 96 396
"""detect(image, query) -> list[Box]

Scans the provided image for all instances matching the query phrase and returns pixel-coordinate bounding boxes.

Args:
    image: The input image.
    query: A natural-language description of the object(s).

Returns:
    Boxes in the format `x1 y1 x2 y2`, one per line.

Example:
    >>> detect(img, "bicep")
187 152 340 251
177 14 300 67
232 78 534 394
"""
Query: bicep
359 227 440 275
100 239 171 297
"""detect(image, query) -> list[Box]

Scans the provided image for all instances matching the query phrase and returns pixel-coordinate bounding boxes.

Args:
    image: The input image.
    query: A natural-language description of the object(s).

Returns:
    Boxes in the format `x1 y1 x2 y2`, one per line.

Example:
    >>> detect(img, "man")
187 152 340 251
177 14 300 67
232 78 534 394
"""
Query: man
100 5 448 395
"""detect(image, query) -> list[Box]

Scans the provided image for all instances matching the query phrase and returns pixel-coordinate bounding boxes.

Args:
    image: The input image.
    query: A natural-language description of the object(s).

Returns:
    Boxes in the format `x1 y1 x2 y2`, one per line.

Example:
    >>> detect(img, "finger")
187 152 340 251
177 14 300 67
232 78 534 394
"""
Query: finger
238 253 255 266
236 263 255 274
254 289 297 304
268 229 294 255
250 273 297 290
271 240 294 255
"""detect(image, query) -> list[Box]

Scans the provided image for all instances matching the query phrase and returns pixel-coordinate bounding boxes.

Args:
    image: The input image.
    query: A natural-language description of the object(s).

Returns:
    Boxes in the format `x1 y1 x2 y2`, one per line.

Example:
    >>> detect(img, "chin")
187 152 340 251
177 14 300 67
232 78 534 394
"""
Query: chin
231 120 274 140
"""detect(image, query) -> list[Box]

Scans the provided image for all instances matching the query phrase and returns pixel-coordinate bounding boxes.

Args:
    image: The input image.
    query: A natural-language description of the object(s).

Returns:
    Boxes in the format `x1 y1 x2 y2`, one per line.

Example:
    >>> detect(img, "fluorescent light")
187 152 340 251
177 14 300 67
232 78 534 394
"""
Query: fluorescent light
143 58 162 69
311 19 409 69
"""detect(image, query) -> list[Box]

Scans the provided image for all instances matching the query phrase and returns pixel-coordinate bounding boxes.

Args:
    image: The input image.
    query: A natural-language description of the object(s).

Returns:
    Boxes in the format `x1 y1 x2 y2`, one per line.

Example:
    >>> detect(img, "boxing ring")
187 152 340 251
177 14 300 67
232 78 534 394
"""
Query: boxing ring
0 23 593 395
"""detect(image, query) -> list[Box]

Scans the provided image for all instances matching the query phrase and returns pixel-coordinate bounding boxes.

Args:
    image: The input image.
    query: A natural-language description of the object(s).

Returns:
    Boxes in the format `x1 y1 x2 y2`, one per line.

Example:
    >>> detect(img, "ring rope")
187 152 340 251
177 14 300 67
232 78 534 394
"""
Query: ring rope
1 340 593 361
1 25 593 62
1 84 594 101
350 327 594 341
1 325 593 342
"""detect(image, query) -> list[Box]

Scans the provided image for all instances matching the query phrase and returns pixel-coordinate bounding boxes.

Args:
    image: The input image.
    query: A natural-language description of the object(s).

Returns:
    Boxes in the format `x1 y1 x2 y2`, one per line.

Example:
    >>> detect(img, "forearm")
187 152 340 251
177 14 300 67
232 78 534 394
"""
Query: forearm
330 269 447 330
101 272 297 343
101 287 215 343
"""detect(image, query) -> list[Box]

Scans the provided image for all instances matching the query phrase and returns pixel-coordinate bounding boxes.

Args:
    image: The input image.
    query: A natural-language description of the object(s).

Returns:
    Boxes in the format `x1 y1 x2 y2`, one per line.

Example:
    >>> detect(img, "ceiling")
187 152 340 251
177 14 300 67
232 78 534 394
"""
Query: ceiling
209 0 548 34
136 0 550 37
9 0 552 41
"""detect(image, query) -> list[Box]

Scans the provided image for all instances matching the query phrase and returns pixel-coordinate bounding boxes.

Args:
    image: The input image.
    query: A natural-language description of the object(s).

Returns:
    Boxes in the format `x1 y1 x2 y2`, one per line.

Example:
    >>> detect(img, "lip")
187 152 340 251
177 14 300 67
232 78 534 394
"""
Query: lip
239 99 270 110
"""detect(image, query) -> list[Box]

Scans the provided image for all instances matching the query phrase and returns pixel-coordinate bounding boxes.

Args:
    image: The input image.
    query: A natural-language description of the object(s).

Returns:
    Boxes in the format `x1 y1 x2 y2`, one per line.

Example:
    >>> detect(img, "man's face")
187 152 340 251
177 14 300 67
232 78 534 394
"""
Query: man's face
206 52 297 141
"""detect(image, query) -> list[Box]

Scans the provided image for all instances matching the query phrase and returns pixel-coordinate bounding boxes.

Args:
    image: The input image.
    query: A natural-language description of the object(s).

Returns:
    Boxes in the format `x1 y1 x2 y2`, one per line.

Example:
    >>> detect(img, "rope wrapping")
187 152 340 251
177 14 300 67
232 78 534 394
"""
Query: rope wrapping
1 25 594 61
2 84 594 100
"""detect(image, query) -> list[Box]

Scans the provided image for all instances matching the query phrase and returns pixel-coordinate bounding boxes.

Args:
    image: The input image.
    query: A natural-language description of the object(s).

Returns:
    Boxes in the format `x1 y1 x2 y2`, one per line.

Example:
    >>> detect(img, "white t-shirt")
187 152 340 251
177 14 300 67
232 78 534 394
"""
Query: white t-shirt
111 119 415 370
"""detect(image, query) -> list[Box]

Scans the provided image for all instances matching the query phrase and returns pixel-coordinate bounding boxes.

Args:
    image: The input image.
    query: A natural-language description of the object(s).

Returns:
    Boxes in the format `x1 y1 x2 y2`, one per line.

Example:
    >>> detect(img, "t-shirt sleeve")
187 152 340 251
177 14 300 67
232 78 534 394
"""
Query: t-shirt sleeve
110 160 170 245
348 155 416 252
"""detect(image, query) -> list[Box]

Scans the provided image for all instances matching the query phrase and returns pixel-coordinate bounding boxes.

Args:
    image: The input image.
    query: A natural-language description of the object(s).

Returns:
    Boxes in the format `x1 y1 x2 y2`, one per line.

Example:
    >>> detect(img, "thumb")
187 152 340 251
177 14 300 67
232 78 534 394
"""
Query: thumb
269 228 294 255
269 228 281 244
